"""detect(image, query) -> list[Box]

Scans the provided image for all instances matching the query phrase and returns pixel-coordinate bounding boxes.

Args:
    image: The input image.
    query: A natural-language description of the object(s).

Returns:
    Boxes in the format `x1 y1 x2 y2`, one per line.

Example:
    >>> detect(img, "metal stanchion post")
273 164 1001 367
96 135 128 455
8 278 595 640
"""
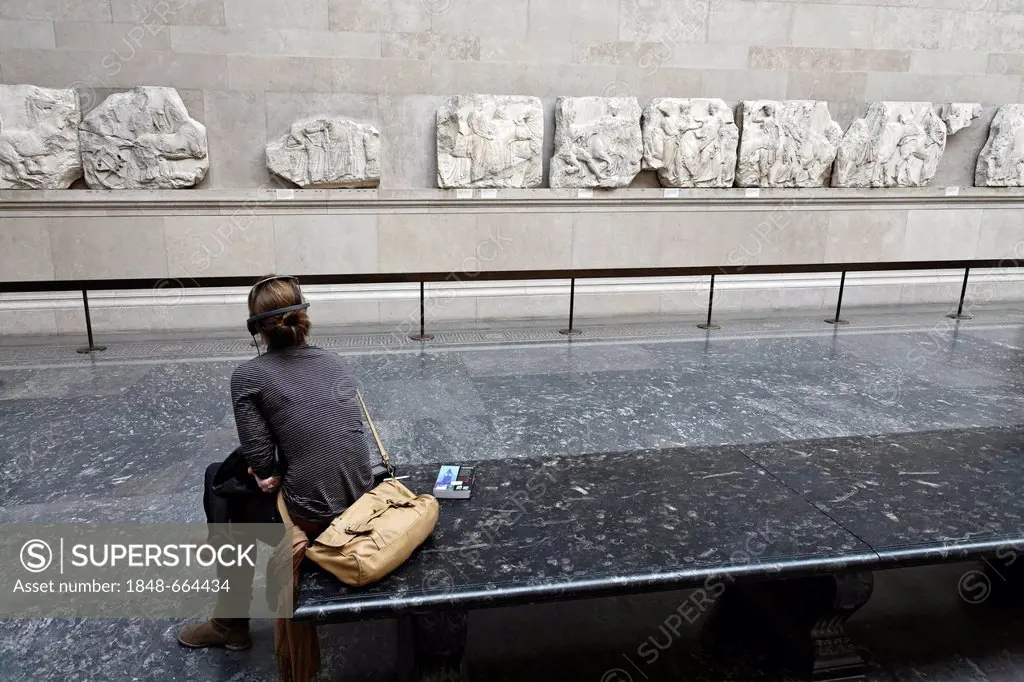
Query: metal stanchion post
946 268 974 320
559 277 581 336
825 271 850 325
409 281 434 341
697 274 720 330
75 289 107 354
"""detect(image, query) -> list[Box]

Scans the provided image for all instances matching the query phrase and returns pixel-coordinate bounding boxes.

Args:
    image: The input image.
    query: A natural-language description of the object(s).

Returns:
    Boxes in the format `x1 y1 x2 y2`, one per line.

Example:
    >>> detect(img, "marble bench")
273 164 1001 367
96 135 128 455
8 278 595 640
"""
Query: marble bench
294 426 1024 681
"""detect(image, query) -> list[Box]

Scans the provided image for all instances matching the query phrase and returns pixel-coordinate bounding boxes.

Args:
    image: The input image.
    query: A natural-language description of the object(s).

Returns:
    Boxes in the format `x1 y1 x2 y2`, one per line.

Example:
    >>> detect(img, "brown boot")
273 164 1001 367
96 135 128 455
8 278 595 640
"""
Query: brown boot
177 618 251 651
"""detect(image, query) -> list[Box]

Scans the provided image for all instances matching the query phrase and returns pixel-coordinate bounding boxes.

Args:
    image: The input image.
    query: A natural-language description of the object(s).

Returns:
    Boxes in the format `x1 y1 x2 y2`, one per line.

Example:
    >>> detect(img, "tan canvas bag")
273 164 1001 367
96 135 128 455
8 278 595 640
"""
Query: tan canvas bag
305 392 439 587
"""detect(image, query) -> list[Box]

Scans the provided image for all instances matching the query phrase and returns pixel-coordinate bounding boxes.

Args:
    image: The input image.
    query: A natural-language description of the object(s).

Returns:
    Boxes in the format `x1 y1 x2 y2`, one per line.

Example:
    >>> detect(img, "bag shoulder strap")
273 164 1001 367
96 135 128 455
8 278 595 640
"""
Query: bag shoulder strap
356 390 393 477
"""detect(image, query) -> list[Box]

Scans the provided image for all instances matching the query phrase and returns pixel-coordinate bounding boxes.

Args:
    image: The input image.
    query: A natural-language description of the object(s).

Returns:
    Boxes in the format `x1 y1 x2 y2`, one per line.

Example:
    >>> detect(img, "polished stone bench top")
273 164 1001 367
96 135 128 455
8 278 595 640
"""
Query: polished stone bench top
743 425 1024 562
295 426 1024 622
294 444 874 622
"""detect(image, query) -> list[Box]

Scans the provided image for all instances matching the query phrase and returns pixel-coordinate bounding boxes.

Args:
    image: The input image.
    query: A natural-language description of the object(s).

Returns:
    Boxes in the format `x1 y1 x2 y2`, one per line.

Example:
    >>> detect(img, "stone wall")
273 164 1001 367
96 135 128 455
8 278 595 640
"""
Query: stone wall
2 0 1024 334
1 0 1022 189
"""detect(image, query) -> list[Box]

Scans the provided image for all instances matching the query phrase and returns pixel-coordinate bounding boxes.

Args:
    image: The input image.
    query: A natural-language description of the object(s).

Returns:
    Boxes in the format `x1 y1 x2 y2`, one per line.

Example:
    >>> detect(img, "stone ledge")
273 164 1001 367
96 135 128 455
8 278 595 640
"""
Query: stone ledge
1 187 1024 215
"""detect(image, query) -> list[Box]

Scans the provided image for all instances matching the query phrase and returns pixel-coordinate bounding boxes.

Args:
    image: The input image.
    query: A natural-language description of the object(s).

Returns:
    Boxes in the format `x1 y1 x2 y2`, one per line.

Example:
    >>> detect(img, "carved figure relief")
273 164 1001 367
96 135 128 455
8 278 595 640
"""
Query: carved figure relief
940 103 981 135
79 86 208 190
267 117 380 188
437 95 543 188
832 102 946 188
0 85 82 189
736 100 842 188
976 104 1024 187
642 98 738 188
550 97 642 189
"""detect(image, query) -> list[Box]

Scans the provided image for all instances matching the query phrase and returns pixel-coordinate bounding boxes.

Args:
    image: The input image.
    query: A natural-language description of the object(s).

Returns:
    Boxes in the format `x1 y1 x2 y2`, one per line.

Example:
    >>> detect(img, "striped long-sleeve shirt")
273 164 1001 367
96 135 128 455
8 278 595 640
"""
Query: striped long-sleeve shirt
230 344 374 522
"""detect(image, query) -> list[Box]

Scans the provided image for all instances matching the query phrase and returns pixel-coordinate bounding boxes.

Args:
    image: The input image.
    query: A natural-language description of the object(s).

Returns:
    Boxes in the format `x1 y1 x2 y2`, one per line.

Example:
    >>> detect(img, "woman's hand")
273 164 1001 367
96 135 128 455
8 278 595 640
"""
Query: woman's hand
248 467 281 494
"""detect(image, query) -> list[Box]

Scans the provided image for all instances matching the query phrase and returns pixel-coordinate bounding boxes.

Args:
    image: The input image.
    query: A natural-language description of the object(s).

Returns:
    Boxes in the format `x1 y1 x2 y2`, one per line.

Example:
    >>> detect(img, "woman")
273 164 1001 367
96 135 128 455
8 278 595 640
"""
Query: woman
178 275 374 650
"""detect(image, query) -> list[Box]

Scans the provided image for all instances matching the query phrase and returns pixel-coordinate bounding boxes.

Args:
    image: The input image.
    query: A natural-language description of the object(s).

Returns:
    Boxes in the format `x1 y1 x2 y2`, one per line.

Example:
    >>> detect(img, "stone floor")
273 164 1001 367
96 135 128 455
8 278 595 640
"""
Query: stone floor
1 306 1022 681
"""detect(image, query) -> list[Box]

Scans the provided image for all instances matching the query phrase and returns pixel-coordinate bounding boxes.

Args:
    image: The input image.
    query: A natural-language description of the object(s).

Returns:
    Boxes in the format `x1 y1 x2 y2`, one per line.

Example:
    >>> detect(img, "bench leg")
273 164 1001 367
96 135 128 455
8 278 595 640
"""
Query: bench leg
703 571 874 681
810 572 874 680
396 610 469 682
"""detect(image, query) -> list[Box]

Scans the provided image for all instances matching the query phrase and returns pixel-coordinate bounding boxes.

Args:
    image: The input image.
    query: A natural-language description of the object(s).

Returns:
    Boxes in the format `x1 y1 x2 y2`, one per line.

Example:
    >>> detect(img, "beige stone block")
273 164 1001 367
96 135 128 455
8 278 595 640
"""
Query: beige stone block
976 210 1024 260
432 60 533 94
0 0 109 21
110 0 225 26
902 209 984 261
657 288 706 315
382 32 478 60
377 213 477 272
987 53 1024 75
0 20 54 48
379 293 477 324
480 36 573 63
328 0 430 33
872 8 954 50
841 277 904 308
700 69 788 100
308 299 380 327
742 285 829 312
49 217 168 279
0 309 58 336
571 212 662 268
910 50 988 74
376 95 444 188
274 214 378 275
0 219 54 280
0 48 228 90
524 62 616 97
653 43 750 70
224 0 328 29
431 0 529 38
952 11 1024 51
170 26 380 58
227 54 332 92
786 71 867 102
332 57 431 95
620 0 707 43
165 216 275 279
742 211 830 266
898 280 963 307
709 1 792 46
614 64 703 102
572 41 636 66
476 293 568 320
791 4 876 48
864 72 1021 102
202 89 269 189
662 210 830 268
749 47 910 72
824 210 908 263
574 292 663 318
475 214 573 271
55 21 171 51
529 0 620 42
659 211 719 267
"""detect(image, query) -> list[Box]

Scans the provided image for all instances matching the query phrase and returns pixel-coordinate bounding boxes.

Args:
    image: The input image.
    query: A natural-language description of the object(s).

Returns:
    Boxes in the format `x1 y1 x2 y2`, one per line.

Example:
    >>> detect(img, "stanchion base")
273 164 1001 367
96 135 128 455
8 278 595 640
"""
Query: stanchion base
558 328 582 336
946 313 974 320
697 323 720 330
76 345 107 354
825 319 849 326
409 334 434 341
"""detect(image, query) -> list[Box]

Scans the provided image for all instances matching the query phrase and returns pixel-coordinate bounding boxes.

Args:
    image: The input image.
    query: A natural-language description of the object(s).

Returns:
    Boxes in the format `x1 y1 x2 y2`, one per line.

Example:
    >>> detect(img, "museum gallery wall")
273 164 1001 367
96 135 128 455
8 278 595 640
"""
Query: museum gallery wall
0 83 1022 190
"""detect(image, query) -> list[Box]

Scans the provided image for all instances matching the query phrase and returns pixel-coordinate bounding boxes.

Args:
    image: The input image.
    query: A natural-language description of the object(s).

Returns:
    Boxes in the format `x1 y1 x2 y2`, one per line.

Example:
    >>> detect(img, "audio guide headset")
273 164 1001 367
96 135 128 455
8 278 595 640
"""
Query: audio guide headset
246 275 310 338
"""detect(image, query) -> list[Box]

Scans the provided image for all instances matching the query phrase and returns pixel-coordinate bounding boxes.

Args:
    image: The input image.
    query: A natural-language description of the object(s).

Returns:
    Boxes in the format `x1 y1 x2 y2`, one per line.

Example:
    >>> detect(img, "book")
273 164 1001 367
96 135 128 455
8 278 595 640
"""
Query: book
434 465 474 500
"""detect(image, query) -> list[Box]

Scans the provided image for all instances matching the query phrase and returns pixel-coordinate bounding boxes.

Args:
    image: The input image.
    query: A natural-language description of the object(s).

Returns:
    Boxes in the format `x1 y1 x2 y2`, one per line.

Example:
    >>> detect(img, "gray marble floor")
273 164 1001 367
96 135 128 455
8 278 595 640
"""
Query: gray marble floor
1 308 1023 680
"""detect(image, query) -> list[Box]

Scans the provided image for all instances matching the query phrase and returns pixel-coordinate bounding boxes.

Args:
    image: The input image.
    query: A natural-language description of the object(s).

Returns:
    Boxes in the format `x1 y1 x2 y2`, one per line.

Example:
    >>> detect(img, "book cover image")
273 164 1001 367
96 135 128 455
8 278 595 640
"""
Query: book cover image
434 465 474 499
